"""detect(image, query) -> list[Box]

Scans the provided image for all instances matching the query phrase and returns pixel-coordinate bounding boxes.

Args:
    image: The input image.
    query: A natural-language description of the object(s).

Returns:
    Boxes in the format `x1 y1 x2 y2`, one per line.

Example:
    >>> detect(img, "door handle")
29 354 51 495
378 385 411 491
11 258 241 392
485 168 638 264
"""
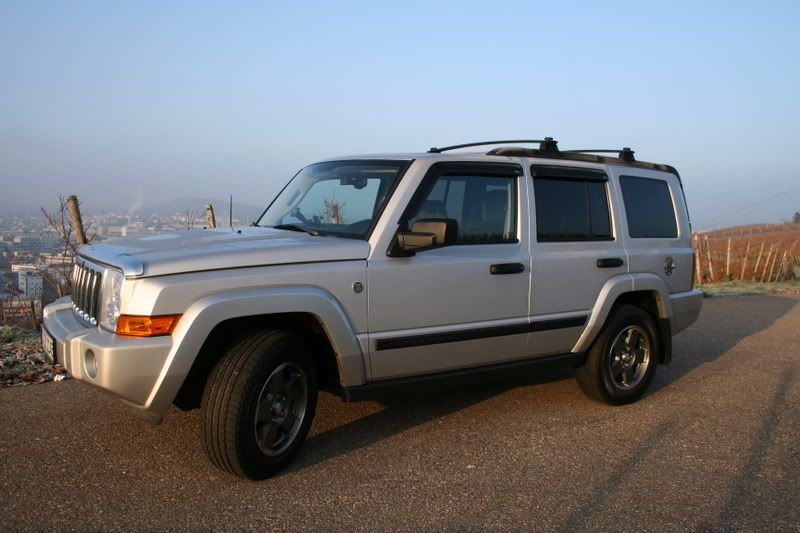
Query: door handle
596 258 624 268
490 263 525 275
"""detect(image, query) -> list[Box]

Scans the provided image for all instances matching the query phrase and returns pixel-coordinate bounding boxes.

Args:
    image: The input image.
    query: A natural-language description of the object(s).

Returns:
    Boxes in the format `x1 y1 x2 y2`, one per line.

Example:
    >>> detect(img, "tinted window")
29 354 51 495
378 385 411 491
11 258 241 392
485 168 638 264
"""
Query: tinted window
534 178 612 242
620 176 678 238
408 174 517 244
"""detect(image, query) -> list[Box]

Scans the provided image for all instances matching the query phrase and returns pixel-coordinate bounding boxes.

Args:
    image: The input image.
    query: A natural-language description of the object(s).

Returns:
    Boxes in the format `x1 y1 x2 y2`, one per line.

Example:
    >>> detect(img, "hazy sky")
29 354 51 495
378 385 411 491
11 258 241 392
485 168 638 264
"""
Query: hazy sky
2 0 799 230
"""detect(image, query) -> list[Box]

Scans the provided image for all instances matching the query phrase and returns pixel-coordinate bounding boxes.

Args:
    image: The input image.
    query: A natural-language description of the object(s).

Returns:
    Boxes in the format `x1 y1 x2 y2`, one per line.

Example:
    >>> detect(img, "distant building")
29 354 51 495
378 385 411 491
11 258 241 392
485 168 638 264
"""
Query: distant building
18 270 43 300
12 235 41 256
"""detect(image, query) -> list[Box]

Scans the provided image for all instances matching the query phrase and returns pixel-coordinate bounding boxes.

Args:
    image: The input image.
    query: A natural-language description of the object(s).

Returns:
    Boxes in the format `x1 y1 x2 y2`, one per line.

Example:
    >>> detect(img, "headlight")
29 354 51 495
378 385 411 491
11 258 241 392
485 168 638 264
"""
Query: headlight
99 269 124 332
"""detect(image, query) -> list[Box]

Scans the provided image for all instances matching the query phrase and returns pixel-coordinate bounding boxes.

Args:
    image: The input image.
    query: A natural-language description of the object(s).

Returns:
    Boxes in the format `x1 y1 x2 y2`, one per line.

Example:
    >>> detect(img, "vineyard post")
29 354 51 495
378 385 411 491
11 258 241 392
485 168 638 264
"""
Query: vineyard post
761 245 773 282
766 246 779 283
704 235 715 282
740 242 751 281
693 234 702 286
725 238 731 280
752 242 765 281
775 251 788 282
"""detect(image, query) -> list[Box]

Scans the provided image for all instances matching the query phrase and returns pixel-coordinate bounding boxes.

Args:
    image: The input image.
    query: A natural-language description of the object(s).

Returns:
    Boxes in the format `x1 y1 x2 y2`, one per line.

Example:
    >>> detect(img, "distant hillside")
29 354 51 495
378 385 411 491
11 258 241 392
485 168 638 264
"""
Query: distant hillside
699 222 800 240
695 222 799 283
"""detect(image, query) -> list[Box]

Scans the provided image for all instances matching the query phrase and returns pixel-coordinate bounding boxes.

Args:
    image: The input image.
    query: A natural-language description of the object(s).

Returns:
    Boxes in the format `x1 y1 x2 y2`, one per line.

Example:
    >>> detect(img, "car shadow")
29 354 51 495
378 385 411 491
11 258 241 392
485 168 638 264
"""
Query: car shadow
289 295 798 476
653 294 798 391
286 366 575 475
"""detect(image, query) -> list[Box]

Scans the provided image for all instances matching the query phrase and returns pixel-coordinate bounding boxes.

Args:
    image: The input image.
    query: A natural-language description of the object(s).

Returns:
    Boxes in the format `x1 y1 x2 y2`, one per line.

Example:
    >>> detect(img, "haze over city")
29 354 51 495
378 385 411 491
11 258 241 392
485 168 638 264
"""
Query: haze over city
2 1 799 230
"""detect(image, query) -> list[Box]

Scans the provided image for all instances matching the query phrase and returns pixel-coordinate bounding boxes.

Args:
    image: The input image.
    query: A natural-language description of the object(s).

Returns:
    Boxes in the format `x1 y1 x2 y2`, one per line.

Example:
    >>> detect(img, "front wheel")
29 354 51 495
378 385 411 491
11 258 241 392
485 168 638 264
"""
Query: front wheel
576 305 660 405
201 330 318 479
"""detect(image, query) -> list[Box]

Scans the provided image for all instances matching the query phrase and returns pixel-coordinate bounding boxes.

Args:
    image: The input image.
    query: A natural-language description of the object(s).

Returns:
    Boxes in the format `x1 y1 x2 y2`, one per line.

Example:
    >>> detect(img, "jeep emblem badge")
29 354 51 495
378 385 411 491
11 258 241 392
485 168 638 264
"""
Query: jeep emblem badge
664 257 676 276
352 281 364 294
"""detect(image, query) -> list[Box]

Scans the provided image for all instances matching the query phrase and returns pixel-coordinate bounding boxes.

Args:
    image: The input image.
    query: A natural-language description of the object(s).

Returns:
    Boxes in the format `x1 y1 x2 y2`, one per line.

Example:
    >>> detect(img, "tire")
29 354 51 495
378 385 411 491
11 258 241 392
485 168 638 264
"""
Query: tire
200 330 318 479
576 305 660 405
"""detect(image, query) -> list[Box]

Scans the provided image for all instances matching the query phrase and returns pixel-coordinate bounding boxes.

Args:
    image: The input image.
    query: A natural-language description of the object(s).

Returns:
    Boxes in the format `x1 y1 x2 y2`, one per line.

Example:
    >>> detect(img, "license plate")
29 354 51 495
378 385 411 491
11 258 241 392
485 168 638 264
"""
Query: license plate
41 326 56 363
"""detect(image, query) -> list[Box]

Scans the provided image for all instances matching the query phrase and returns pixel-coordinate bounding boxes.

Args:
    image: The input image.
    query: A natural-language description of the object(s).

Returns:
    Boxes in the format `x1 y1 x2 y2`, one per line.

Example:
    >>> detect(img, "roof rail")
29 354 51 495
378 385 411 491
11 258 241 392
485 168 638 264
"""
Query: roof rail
562 148 636 162
428 137 559 154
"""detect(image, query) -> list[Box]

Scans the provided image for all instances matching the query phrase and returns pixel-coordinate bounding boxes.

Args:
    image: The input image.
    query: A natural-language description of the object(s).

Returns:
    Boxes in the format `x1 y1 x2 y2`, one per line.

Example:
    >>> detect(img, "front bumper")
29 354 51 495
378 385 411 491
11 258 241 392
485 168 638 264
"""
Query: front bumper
42 297 172 423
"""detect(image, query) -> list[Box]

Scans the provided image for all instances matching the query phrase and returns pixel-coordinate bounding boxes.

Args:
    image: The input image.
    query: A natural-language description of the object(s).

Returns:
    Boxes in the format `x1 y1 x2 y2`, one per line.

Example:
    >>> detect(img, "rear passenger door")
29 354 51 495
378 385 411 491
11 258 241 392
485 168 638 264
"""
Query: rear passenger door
612 170 694 293
527 165 627 356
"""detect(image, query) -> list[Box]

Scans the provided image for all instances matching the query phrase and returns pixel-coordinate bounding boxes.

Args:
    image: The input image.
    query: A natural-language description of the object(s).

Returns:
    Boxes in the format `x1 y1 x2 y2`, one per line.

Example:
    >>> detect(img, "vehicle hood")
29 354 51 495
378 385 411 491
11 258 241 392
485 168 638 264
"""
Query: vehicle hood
78 227 370 277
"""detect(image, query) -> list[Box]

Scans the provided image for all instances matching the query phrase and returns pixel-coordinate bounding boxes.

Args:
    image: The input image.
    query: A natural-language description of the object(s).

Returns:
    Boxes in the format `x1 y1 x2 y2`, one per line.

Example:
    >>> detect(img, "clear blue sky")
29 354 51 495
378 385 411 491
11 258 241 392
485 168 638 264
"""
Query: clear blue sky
2 0 799 229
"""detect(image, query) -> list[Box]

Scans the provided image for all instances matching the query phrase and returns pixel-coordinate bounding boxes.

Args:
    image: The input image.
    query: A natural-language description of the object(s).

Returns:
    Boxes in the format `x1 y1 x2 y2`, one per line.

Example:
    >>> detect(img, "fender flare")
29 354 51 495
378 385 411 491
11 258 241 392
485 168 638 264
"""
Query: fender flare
144 286 365 414
572 273 671 354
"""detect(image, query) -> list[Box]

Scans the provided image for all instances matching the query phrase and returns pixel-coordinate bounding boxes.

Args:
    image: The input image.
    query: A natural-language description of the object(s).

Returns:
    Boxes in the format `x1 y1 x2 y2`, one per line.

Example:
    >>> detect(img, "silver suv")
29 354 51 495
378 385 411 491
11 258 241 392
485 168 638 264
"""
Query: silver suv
42 138 702 479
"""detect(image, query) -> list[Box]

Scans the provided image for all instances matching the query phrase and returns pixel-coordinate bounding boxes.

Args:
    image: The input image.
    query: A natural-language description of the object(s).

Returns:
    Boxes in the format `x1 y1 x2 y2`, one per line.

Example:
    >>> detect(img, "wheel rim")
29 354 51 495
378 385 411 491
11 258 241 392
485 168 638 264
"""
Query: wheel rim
254 362 308 456
607 325 651 391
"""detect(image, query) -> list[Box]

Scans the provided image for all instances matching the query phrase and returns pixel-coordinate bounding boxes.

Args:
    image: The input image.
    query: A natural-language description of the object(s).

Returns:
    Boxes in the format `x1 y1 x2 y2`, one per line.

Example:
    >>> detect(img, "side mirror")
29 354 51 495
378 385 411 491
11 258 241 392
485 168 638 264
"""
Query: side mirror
387 218 458 257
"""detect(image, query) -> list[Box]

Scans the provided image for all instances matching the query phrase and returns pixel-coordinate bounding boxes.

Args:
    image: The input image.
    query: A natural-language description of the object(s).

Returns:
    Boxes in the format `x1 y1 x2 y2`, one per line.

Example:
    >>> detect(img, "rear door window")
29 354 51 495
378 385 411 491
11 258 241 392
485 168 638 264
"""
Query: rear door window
619 176 678 238
532 170 613 242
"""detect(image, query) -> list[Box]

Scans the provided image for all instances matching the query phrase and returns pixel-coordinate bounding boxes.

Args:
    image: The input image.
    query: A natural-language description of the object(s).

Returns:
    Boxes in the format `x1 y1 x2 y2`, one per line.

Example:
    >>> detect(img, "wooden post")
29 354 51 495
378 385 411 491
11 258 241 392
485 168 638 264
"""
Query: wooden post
740 242 751 281
205 204 217 228
766 247 779 283
694 235 702 286
775 251 788 282
752 242 765 281
725 238 731 280
66 195 88 245
28 300 38 330
761 246 774 282
704 235 715 283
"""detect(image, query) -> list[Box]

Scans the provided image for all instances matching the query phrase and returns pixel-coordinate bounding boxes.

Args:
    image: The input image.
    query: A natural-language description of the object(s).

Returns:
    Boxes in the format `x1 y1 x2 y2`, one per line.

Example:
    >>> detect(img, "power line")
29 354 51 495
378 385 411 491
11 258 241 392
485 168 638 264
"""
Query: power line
694 185 800 231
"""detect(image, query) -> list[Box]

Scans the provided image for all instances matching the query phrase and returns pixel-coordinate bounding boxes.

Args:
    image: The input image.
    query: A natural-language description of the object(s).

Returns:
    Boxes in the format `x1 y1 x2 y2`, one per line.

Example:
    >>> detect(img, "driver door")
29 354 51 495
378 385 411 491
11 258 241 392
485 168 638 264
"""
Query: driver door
367 162 531 381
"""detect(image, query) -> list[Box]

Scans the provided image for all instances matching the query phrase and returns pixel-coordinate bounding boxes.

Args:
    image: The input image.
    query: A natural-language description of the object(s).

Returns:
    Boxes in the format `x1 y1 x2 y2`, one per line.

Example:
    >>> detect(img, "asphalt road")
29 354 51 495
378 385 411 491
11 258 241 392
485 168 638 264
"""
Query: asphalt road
2 295 799 532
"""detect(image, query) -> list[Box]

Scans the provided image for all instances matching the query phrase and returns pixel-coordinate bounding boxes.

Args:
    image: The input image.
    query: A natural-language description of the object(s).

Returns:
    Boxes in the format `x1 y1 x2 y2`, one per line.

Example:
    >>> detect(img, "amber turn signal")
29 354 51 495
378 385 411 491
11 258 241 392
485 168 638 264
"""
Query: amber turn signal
116 314 181 337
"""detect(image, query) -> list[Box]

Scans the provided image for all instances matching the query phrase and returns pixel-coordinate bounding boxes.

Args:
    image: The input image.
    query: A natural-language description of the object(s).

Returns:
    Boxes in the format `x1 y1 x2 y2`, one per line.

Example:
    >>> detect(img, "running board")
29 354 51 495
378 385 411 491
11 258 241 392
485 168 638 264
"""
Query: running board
342 352 585 402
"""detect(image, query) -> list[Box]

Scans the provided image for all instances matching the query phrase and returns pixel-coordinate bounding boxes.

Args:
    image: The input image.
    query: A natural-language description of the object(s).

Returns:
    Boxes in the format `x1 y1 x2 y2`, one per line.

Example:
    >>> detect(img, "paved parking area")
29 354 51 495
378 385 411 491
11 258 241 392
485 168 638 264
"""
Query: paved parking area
2 295 799 532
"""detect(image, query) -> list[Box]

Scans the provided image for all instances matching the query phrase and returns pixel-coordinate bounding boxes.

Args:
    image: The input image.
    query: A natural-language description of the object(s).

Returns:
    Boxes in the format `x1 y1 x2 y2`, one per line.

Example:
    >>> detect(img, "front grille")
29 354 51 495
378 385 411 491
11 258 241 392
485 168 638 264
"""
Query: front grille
72 260 103 326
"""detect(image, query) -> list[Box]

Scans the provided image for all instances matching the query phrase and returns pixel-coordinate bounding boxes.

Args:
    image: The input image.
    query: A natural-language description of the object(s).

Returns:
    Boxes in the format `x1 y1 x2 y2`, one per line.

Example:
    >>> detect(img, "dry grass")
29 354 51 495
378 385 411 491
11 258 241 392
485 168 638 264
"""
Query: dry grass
700 280 800 297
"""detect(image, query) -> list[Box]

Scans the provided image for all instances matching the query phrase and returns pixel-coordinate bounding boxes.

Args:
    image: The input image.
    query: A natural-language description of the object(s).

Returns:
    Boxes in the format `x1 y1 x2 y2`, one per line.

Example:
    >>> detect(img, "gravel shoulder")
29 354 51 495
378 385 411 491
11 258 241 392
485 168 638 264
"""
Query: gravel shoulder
1 295 799 532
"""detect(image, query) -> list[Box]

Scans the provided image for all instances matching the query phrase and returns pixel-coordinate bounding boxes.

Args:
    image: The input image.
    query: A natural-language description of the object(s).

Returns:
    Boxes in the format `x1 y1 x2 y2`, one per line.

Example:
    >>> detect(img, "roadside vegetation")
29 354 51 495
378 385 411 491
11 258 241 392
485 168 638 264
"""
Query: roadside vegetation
0 326 67 387
701 280 800 297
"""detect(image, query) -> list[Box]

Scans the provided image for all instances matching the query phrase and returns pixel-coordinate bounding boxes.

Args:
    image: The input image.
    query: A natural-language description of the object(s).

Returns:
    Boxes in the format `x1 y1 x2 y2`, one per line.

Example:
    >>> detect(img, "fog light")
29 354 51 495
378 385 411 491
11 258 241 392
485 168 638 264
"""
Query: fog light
84 349 97 379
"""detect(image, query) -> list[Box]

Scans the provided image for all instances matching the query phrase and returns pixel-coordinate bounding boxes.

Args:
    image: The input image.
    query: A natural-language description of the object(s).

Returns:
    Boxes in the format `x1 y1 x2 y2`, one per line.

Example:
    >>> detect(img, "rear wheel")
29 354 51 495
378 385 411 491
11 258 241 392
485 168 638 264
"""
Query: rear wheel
576 305 659 405
201 330 318 479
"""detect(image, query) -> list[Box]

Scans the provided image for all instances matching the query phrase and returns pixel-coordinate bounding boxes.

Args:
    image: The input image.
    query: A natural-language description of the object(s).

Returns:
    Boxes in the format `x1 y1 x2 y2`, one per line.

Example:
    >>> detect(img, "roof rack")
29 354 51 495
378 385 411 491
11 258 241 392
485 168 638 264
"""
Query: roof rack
428 137 559 154
562 148 636 162
426 138 678 177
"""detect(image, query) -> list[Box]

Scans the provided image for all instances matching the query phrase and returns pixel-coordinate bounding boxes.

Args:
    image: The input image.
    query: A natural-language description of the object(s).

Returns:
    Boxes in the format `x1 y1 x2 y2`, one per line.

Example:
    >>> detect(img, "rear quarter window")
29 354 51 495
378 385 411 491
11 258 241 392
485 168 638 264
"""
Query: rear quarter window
619 176 678 238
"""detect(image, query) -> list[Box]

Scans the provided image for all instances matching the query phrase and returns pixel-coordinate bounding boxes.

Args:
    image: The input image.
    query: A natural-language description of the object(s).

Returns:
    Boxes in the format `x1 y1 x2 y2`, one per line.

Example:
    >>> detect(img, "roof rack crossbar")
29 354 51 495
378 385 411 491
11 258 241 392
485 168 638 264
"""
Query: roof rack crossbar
562 148 635 162
428 138 558 154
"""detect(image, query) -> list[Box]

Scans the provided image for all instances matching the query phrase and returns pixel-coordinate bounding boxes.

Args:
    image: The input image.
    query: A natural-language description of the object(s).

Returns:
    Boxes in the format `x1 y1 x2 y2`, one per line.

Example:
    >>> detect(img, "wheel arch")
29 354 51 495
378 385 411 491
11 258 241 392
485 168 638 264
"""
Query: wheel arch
144 287 366 415
573 274 673 363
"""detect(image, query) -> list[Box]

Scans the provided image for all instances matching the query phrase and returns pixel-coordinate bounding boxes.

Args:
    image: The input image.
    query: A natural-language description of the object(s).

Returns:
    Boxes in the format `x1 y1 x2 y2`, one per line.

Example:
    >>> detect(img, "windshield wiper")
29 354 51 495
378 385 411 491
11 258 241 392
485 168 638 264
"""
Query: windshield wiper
271 224 321 236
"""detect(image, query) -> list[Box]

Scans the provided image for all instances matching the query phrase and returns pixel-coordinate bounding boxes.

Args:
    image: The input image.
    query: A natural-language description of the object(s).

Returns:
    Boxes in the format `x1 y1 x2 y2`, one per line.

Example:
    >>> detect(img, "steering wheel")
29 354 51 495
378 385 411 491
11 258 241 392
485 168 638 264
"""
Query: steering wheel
291 207 309 224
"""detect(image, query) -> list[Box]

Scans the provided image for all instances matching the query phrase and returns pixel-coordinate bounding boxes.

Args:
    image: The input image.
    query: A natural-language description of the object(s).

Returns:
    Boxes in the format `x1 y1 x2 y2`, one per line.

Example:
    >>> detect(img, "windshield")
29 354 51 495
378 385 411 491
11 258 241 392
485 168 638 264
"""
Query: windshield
257 160 410 239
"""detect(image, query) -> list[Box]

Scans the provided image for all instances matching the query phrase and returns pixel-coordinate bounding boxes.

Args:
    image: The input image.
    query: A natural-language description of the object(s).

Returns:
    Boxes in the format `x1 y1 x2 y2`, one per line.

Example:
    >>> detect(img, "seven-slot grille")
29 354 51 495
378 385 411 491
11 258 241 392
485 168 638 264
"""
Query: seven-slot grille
72 261 103 326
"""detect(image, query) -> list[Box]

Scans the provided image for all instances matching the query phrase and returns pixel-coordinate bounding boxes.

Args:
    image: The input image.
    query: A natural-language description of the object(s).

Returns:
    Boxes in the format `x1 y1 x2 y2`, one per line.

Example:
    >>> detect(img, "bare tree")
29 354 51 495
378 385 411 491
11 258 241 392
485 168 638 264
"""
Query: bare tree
39 195 95 297
184 209 201 230
322 197 346 225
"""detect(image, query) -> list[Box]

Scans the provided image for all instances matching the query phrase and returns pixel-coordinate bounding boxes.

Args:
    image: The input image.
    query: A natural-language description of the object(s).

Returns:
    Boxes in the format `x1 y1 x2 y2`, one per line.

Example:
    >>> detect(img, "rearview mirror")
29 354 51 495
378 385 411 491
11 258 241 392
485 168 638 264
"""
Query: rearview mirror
387 218 458 257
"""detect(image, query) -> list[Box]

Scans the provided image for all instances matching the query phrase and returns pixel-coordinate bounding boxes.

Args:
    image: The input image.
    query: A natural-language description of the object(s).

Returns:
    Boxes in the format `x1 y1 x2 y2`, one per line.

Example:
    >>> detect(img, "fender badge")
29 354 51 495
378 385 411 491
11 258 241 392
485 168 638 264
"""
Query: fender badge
352 281 364 294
